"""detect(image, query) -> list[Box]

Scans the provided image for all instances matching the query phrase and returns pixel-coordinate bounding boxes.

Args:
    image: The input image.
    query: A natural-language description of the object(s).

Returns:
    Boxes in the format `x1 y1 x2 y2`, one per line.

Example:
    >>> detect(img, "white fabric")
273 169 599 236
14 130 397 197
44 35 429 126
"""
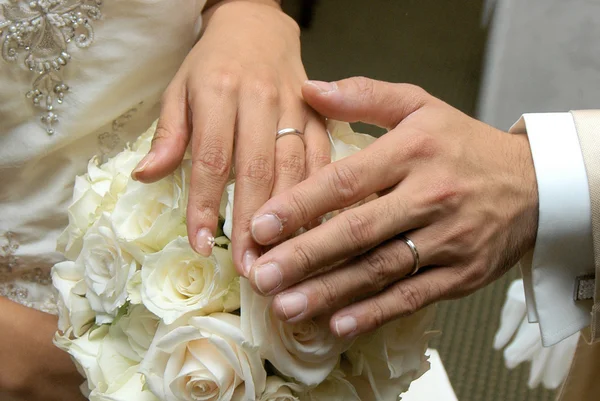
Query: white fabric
402 349 458 401
0 0 207 312
494 280 579 390
510 113 595 346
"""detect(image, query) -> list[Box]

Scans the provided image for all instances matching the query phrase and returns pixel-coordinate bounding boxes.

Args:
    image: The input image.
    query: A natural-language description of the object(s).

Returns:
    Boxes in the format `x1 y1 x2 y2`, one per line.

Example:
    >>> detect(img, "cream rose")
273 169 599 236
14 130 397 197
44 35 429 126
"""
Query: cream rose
344 307 435 400
79 214 138 324
141 236 240 324
110 162 189 262
57 150 143 260
241 280 350 386
140 313 266 401
52 260 95 337
299 368 360 401
259 377 303 401
108 304 160 363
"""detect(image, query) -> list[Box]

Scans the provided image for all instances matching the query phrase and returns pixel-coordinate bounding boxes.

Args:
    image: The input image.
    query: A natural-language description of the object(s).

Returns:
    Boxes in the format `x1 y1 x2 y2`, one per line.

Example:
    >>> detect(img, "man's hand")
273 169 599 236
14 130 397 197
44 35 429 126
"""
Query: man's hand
244 77 539 338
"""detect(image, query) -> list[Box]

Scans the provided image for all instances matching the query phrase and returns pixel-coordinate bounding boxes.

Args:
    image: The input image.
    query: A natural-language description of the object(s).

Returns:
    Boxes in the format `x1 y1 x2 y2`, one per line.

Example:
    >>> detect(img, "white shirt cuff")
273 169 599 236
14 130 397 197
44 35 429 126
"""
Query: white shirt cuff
510 113 594 346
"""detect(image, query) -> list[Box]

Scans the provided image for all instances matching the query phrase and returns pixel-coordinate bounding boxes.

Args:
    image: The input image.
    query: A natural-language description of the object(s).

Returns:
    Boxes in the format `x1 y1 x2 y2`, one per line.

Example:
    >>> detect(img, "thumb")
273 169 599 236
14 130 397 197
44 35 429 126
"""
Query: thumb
301 77 429 130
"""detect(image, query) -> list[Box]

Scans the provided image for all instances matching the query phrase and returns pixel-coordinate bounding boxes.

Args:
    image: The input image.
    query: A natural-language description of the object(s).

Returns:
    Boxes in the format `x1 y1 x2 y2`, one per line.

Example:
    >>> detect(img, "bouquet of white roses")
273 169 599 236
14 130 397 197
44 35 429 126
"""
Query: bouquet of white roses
52 120 435 401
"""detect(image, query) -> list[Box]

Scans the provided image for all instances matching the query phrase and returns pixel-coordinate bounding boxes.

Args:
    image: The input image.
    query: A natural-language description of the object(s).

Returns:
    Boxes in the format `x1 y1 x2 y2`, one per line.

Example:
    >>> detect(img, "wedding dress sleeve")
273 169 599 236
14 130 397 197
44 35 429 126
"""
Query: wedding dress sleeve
509 113 594 346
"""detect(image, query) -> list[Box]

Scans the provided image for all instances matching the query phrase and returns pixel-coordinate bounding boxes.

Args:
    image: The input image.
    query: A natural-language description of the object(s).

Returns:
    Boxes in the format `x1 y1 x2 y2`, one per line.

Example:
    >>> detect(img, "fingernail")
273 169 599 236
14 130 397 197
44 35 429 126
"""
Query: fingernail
132 152 154 180
277 292 308 320
195 228 215 257
242 249 259 277
254 263 283 295
306 80 337 94
334 316 357 337
251 214 283 244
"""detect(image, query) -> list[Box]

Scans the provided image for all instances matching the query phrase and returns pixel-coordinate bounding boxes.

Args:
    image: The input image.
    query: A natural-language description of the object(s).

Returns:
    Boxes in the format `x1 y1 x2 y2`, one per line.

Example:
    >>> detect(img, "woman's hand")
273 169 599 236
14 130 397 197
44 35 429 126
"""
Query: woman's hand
0 297 85 401
132 0 329 275
244 77 538 338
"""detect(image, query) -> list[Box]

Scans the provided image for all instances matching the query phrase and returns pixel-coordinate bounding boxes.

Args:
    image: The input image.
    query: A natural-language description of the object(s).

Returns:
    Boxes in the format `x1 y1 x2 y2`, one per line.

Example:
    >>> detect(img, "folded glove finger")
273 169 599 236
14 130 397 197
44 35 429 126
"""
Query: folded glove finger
542 332 580 390
494 280 527 350
528 345 552 389
504 319 541 369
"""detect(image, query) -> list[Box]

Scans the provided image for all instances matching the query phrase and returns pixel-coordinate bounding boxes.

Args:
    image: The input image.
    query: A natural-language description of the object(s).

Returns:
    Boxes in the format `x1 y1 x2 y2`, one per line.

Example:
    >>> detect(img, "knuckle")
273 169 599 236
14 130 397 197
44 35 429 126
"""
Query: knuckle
318 276 341 310
291 242 317 277
277 152 305 181
208 69 240 95
392 283 423 316
368 299 388 330
193 141 231 179
239 156 274 185
287 188 313 223
361 250 394 292
353 76 376 100
402 129 439 160
329 163 361 204
342 211 374 249
247 77 279 105
307 150 331 169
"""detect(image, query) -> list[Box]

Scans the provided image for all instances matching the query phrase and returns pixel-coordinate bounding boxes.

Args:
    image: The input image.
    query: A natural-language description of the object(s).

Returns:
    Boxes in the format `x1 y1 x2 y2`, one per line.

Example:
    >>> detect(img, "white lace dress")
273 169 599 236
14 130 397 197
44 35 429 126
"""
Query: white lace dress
0 0 207 313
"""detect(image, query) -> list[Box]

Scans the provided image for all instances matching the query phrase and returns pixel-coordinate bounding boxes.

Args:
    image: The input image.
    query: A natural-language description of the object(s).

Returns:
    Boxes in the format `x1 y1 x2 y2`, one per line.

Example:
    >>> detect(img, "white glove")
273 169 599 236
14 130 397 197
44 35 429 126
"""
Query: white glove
494 279 579 390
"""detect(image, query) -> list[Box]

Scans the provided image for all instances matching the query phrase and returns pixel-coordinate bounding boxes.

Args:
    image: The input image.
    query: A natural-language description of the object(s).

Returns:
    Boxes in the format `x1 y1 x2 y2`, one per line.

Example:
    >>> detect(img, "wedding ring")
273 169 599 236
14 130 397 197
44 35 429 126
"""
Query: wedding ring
399 235 420 276
276 128 304 141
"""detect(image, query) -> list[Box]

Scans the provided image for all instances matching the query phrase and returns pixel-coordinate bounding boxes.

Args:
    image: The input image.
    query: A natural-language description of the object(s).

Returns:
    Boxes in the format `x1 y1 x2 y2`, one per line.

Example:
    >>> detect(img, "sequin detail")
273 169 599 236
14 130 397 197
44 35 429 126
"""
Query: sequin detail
0 0 103 135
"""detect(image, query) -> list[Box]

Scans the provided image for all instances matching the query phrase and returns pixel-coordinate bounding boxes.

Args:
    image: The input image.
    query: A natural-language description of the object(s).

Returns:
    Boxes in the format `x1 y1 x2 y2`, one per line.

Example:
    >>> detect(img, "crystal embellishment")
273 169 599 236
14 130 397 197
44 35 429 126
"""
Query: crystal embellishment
0 0 103 134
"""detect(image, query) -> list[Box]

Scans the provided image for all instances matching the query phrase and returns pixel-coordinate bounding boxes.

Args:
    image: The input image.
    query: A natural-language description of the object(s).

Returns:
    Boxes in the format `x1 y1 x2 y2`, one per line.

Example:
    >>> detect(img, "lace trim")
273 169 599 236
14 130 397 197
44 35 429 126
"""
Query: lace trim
0 0 103 135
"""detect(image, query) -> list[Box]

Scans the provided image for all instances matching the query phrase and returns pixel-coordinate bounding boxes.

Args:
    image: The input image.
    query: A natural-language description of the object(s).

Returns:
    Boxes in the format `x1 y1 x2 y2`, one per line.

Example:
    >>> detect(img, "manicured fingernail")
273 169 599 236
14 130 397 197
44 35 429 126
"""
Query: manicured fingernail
277 292 307 320
132 152 154 180
195 228 215 257
254 263 282 295
334 316 357 337
242 249 259 277
306 80 337 94
251 214 283 244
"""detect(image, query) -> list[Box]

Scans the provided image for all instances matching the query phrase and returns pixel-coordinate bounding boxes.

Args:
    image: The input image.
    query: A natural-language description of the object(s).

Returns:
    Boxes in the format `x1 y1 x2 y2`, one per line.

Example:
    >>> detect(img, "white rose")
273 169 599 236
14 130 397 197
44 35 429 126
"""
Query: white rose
54 326 107 395
78 214 138 324
108 304 160 362
241 280 350 386
140 312 266 401
52 260 95 337
141 236 239 324
131 120 157 155
110 162 189 262
127 270 143 305
344 307 435 400
223 182 235 240
259 377 303 401
299 368 360 401
58 151 143 260
327 120 376 162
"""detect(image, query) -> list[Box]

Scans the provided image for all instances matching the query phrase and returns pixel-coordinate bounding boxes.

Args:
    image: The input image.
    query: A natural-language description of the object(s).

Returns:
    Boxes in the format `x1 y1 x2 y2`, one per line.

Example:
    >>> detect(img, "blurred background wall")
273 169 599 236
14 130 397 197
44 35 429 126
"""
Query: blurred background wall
281 0 600 400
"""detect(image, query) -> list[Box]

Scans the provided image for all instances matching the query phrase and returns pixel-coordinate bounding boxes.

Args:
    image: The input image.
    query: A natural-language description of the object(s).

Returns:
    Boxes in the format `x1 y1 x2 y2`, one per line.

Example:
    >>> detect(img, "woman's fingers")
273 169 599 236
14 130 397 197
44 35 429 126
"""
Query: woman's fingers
132 82 190 182
231 85 280 276
246 188 429 295
271 232 434 323
186 81 237 256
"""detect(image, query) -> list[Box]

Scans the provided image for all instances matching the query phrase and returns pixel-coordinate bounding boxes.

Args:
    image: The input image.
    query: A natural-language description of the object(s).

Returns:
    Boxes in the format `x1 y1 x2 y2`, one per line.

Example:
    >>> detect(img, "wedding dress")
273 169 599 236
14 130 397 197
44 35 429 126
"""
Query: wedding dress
0 0 207 313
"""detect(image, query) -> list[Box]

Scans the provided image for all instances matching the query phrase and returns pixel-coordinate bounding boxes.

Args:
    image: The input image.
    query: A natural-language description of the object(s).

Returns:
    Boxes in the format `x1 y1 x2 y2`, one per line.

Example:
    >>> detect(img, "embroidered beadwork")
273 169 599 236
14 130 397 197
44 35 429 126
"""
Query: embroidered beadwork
97 101 144 162
0 0 103 135
0 231 19 274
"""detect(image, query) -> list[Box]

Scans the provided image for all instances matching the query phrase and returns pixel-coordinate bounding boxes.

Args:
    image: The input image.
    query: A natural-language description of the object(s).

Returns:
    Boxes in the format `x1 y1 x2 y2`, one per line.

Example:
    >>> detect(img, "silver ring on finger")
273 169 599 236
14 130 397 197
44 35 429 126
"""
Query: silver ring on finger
399 234 421 276
276 128 304 142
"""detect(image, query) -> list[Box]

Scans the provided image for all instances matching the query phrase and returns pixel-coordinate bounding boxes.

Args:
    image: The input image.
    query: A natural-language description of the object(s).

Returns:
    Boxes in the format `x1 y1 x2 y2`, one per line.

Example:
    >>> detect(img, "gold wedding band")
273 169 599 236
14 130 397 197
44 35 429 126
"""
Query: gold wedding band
276 128 304 141
399 235 421 276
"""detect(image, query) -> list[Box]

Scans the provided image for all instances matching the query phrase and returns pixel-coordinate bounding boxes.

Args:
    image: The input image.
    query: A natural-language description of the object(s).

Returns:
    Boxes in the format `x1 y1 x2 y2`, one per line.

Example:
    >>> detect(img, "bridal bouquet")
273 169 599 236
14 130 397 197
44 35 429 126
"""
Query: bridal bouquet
52 120 435 401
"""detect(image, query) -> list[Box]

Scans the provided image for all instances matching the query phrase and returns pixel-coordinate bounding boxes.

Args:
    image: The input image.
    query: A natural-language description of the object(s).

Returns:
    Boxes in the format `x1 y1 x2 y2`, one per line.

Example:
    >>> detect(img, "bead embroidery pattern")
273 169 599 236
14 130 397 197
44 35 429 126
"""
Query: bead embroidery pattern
0 0 103 135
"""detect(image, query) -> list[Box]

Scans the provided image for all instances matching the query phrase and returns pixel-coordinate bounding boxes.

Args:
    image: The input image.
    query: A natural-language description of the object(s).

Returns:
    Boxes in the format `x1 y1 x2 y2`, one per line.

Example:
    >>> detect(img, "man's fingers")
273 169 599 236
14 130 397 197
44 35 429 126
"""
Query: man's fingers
247 189 428 296
304 114 331 178
186 86 237 256
132 84 190 182
302 77 429 130
250 140 404 246
271 232 434 323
